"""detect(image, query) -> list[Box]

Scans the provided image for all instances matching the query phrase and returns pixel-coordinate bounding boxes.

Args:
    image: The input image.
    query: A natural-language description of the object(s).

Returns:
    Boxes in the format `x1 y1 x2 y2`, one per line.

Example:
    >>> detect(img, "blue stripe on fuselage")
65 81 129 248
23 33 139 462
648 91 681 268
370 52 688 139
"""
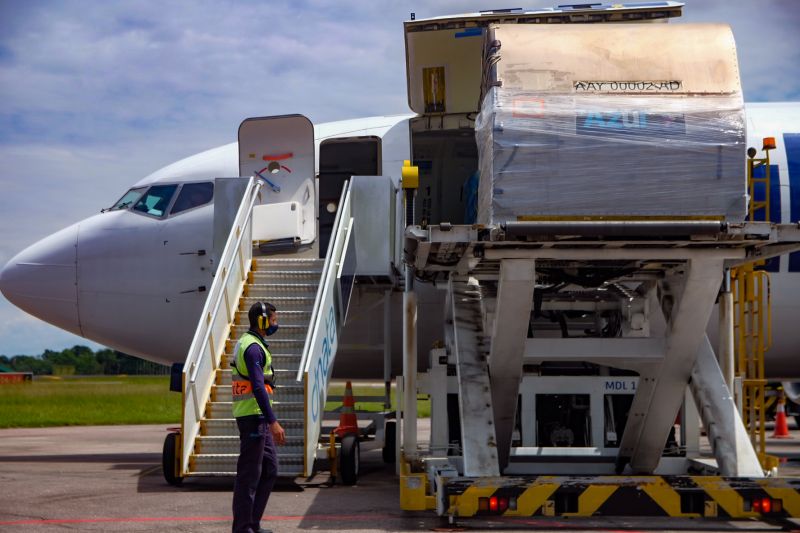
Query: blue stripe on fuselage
785 134 800 272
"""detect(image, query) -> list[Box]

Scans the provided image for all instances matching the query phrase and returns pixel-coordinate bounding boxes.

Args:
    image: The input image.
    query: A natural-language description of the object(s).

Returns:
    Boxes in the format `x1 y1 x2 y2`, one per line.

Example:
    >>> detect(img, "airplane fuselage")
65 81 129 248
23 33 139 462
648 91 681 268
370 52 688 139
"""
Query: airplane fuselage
1 105 799 378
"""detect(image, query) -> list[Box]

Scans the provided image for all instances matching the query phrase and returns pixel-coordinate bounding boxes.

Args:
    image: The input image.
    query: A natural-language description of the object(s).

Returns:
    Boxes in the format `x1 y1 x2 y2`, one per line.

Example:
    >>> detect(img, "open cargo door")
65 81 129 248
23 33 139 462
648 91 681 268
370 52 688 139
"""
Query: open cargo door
239 115 316 245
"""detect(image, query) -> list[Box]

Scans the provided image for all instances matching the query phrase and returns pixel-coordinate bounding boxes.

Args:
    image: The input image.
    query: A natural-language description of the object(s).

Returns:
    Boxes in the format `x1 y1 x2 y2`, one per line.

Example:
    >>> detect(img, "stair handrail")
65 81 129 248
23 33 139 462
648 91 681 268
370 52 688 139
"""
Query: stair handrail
297 180 354 476
180 177 262 475
297 179 351 381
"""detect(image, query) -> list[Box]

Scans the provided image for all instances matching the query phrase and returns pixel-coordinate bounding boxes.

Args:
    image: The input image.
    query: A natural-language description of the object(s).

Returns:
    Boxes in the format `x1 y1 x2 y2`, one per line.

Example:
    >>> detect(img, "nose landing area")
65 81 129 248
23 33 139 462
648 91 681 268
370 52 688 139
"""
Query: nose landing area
0 223 82 336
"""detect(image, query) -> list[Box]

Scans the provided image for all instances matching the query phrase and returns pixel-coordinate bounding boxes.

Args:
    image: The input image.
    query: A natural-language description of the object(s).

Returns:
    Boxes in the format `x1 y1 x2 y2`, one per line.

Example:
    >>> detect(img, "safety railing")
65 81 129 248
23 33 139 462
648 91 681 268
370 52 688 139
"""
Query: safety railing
297 180 355 475
180 177 262 475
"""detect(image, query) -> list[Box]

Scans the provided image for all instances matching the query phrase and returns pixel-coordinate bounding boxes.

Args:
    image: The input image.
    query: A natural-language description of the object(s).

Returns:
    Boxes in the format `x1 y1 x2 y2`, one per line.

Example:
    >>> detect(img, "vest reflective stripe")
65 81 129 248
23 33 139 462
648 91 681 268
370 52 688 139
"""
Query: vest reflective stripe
231 332 273 418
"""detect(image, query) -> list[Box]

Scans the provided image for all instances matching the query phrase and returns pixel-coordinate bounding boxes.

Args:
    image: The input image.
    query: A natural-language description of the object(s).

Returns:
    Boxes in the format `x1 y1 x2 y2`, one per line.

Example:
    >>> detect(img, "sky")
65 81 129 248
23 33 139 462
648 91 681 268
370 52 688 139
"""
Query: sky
1 0 799 357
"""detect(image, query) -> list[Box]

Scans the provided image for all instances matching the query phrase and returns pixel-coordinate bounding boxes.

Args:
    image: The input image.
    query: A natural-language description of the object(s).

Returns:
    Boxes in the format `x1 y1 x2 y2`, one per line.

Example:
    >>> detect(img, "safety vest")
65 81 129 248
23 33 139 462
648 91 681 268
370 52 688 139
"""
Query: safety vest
231 331 274 418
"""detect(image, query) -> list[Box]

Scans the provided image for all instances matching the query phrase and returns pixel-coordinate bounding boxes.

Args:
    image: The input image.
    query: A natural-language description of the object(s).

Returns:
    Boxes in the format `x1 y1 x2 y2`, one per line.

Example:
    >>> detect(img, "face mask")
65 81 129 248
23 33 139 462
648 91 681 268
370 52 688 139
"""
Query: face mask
265 324 279 336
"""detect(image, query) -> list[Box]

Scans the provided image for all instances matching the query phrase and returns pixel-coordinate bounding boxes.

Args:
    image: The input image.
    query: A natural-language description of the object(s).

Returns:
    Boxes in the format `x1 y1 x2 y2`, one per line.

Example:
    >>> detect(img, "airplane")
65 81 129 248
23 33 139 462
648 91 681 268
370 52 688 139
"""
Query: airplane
1 105 798 368
0 4 798 402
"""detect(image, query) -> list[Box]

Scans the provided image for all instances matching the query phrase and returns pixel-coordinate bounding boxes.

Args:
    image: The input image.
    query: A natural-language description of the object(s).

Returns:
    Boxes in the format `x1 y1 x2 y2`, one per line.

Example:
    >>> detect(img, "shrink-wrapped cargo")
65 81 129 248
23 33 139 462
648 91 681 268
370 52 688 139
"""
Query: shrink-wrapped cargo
475 24 747 225
476 90 746 224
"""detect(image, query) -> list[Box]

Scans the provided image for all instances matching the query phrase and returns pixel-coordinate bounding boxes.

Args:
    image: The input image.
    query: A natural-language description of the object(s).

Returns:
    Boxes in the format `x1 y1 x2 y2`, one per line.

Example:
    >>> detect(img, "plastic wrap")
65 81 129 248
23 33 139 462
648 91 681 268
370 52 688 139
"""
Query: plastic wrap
475 88 746 225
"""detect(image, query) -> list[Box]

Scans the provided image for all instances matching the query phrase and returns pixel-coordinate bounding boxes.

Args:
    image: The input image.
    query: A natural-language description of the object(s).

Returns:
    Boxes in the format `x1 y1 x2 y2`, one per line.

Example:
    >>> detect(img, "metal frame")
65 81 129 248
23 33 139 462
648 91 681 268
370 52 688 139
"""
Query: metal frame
401 218 800 516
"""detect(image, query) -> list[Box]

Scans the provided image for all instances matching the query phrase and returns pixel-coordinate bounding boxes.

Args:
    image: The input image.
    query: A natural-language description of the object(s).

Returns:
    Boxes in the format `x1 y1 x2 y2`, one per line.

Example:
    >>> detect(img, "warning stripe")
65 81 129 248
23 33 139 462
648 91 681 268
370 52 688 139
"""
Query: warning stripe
759 478 800 516
572 484 618 516
451 484 497 517
693 476 748 518
446 475 800 518
505 477 559 516
641 477 698 518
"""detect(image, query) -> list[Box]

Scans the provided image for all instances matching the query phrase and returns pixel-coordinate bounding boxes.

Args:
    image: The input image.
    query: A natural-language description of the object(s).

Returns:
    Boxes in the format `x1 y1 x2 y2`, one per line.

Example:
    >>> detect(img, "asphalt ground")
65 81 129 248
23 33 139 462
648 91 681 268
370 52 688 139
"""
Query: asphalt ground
2 423 800 532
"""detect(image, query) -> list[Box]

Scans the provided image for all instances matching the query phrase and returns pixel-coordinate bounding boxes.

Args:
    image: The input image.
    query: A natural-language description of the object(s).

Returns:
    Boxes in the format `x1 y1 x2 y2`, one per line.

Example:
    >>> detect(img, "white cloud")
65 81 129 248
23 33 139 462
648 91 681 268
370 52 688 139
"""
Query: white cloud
0 0 798 356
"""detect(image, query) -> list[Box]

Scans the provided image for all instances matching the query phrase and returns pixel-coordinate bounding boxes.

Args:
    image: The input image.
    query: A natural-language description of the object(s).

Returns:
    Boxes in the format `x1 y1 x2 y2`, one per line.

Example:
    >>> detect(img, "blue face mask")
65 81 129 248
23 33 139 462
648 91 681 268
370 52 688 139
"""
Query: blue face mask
265 324 279 336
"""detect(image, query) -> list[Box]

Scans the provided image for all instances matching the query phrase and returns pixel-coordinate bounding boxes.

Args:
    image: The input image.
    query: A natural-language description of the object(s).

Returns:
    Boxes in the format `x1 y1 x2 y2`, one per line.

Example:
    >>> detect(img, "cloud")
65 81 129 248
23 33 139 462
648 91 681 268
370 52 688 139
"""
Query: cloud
0 0 798 356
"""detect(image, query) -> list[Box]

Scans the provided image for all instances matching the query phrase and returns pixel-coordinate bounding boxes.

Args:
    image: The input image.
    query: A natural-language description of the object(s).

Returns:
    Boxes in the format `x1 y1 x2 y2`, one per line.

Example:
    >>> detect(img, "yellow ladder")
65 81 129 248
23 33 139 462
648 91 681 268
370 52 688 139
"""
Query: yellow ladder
732 139 776 470
732 264 772 469
747 159 770 220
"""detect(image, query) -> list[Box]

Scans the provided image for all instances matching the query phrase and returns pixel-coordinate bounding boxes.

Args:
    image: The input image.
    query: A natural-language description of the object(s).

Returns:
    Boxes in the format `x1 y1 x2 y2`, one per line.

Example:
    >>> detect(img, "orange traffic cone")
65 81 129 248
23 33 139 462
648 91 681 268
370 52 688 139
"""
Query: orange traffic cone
772 391 792 439
335 381 359 438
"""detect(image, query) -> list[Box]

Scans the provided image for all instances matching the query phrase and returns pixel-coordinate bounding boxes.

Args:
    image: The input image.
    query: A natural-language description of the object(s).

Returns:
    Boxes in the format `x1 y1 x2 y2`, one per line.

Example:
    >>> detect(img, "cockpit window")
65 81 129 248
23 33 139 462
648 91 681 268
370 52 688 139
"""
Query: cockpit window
133 184 178 218
109 187 146 211
170 182 214 215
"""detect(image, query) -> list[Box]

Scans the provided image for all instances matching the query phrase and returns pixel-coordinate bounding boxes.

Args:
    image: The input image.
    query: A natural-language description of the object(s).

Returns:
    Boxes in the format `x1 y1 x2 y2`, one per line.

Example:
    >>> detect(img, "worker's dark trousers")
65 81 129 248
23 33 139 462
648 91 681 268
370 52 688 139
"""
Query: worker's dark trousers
232 415 278 533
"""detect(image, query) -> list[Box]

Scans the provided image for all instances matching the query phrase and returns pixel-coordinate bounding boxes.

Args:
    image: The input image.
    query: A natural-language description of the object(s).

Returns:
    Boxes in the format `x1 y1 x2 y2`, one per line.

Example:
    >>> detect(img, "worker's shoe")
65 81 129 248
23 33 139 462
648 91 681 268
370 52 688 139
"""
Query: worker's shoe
257 529 273 533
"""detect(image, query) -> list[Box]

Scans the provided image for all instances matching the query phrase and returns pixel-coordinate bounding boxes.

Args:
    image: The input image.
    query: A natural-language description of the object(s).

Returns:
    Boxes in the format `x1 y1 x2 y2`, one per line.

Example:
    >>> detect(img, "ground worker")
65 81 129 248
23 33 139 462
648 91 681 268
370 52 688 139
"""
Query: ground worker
231 301 285 533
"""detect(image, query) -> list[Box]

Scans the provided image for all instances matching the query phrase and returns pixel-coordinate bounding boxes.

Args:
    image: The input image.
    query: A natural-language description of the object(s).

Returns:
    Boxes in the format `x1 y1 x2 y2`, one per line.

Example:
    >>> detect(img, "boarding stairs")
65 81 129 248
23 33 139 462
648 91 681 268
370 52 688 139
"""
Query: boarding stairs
191 258 323 476
172 175 355 482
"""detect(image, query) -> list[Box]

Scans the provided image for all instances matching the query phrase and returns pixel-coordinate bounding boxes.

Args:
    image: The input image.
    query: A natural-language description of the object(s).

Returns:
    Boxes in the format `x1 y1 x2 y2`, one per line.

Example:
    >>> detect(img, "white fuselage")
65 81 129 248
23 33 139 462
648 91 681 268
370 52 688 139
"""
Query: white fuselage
1 104 798 377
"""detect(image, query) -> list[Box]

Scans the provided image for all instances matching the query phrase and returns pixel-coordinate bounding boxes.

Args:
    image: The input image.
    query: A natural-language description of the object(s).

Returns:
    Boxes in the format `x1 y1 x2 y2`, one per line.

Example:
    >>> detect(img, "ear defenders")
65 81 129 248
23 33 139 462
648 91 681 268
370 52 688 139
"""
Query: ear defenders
258 301 268 330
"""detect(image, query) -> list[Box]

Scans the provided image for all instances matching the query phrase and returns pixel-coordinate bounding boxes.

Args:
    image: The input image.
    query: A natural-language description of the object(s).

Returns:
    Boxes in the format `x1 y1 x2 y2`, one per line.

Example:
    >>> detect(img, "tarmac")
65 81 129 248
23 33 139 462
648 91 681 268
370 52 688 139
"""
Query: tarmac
2 422 800 532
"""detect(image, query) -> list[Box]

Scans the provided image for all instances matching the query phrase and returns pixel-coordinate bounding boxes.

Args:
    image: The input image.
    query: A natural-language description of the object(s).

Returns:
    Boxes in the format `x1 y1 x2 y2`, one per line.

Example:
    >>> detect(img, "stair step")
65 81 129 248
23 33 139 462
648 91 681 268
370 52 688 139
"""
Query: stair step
216 368 301 385
190 453 304 475
196 435 304 455
247 283 319 295
251 270 323 282
211 385 304 404
231 339 305 351
202 418 305 436
223 351 303 360
220 354 301 370
253 258 324 271
233 309 313 324
230 324 307 340
207 401 304 419
240 296 315 312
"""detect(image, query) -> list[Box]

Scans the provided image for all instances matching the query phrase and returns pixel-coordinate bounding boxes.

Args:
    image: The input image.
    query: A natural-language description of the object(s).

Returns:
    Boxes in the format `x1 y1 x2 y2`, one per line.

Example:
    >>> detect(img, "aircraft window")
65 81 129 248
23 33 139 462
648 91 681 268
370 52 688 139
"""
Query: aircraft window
109 187 146 211
170 182 214 215
132 184 178 218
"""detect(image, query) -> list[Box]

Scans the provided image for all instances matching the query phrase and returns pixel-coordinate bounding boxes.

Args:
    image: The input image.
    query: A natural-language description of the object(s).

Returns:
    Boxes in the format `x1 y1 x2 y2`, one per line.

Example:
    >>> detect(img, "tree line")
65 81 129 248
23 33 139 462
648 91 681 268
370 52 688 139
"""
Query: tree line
0 345 169 375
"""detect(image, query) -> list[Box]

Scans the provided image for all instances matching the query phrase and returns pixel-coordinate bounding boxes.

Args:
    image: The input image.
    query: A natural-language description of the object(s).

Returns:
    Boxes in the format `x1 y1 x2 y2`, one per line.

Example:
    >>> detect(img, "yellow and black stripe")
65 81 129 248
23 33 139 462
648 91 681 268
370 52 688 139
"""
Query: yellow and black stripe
444 475 800 518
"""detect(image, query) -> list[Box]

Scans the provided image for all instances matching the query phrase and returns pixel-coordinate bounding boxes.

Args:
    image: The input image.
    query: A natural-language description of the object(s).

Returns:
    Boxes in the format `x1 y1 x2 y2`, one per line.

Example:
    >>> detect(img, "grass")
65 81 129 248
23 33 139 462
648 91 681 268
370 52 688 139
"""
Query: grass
325 383 430 418
0 377 430 429
0 375 180 428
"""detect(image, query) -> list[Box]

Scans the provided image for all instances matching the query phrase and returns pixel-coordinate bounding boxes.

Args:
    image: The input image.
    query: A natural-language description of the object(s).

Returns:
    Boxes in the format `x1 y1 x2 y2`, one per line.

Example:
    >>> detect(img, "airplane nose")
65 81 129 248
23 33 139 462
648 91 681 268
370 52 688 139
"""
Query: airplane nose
0 223 82 336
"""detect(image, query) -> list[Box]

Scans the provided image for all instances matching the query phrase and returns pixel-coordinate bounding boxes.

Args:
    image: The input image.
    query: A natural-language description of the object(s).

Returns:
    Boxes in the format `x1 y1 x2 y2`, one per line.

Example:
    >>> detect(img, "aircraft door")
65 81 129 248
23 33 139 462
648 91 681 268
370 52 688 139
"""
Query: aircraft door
238 115 316 245
318 137 380 257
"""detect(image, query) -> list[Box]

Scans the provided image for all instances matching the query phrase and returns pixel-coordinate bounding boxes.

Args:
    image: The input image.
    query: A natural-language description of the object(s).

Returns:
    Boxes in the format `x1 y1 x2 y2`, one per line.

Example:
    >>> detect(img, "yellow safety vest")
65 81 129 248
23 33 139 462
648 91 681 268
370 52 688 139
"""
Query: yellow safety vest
231 331 274 418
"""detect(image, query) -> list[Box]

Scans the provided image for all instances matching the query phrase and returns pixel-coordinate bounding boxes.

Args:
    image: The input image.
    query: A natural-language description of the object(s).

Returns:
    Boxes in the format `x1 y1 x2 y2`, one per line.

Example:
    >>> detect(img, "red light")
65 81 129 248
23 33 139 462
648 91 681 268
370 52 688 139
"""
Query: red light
753 499 762 513
498 497 509 512
478 497 489 512
489 496 499 512
762 498 772 513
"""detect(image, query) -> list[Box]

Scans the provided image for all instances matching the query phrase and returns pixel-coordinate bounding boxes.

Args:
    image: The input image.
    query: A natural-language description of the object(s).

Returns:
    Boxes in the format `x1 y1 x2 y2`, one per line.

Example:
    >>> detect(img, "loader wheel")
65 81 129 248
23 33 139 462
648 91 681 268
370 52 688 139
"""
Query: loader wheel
382 420 396 464
340 434 360 486
162 432 183 486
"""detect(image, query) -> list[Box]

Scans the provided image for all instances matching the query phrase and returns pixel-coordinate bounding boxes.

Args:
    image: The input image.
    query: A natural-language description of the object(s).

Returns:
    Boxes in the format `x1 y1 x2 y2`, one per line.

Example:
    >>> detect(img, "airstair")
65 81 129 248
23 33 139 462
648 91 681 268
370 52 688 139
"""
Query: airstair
165 116 357 483
190 257 324 476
